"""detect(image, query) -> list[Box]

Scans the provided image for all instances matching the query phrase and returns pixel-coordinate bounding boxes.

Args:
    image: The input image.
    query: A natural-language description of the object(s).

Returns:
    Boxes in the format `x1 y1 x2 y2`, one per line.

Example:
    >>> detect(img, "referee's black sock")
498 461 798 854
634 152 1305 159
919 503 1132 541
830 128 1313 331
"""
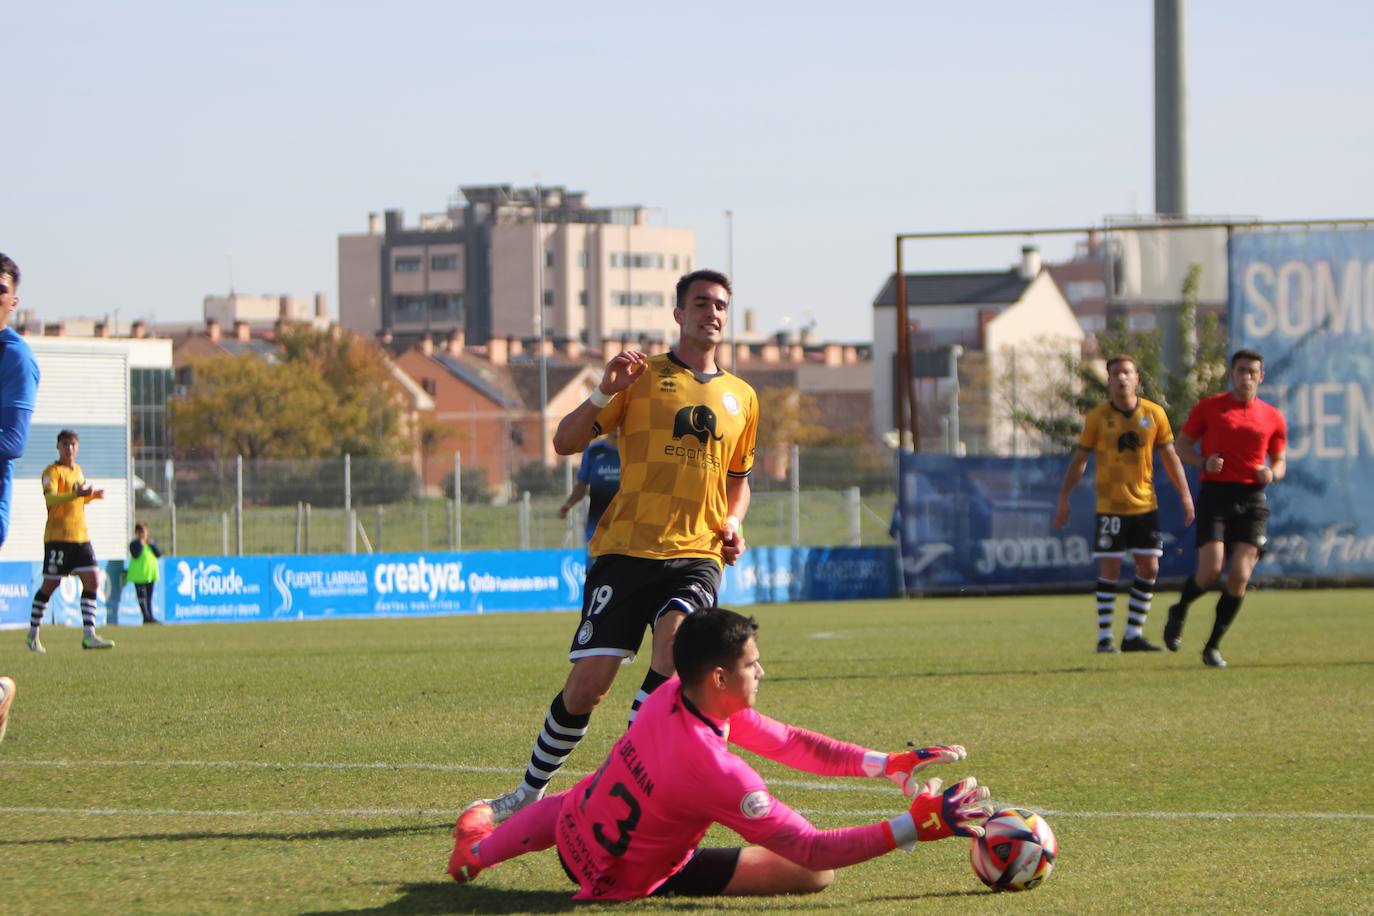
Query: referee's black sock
521 690 590 795
628 668 670 726
1205 590 1243 650
1176 575 1206 614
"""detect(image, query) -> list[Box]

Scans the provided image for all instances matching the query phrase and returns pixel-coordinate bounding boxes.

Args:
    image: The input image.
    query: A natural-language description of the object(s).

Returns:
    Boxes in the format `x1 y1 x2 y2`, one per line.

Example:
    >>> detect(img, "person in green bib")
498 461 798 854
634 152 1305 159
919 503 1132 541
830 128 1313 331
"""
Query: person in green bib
127 522 163 625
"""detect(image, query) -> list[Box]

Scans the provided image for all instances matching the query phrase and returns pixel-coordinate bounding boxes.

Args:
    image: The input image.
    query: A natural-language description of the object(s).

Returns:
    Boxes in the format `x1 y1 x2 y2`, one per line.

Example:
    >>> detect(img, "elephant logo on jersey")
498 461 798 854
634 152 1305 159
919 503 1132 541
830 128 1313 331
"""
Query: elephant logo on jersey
673 405 724 444
1116 430 1142 452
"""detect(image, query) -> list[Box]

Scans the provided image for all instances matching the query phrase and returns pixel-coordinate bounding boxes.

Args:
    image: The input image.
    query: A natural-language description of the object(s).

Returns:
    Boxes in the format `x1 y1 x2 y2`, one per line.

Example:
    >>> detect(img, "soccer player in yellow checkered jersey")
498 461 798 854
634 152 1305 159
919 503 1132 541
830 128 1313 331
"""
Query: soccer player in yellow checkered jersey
477 269 758 823
1054 355 1194 653
27 429 115 652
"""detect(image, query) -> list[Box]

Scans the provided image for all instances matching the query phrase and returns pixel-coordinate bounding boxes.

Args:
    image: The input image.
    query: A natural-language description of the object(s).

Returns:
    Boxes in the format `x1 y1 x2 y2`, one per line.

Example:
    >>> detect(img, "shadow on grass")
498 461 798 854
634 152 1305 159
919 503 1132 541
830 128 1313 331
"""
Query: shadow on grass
862 890 989 901
0 822 446 847
303 881 802 915
303 882 576 915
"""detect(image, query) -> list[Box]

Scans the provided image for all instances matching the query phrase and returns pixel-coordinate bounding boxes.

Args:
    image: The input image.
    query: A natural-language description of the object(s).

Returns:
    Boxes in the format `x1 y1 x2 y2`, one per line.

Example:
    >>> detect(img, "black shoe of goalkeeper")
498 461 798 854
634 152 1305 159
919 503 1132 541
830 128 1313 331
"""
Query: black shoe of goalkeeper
1121 635 1164 652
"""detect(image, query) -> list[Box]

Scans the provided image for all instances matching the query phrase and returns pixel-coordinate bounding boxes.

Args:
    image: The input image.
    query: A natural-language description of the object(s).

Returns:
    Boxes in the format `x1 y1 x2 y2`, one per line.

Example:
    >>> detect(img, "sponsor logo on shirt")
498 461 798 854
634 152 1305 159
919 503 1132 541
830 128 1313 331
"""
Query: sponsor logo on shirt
740 789 772 819
722 392 740 415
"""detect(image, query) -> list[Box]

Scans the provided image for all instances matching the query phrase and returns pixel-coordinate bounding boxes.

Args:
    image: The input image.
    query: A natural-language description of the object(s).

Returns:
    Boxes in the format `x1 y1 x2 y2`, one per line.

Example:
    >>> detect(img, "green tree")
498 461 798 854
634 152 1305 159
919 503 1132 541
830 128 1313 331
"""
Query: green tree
172 327 413 461
275 325 409 457
1013 264 1230 451
171 355 335 460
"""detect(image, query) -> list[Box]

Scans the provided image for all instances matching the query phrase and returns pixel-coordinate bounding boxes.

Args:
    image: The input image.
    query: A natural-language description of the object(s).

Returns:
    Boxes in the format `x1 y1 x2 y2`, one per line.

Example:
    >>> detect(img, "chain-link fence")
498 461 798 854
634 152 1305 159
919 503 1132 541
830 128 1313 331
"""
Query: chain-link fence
137 447 900 556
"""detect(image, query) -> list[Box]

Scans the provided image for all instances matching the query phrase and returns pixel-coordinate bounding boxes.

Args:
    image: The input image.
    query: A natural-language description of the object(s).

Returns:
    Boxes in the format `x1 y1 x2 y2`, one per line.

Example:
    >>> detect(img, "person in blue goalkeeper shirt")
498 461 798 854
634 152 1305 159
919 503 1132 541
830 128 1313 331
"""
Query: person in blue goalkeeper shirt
0 252 39 742
558 430 621 545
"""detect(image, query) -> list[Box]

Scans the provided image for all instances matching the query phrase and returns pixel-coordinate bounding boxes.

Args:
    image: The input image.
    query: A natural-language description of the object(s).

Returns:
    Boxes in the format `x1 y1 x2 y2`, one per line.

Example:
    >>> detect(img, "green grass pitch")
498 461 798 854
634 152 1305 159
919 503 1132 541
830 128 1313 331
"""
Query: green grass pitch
2 589 1371 913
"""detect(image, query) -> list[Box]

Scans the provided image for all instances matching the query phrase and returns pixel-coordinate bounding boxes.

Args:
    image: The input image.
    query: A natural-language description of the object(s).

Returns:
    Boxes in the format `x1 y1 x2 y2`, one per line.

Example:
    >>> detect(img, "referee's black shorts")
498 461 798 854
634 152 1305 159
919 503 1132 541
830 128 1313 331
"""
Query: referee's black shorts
1196 482 1269 551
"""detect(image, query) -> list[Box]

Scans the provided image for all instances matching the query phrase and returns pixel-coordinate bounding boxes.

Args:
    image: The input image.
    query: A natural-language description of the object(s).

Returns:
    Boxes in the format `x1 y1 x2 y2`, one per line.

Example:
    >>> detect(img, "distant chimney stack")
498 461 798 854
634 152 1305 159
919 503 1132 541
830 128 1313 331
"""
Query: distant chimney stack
418 336 434 358
1020 245 1041 280
368 212 382 235
823 343 843 366
314 292 328 318
563 338 583 360
206 319 221 343
446 330 465 356
235 320 251 342
131 320 148 339
760 341 781 364
508 336 524 357
488 336 508 366
95 321 111 338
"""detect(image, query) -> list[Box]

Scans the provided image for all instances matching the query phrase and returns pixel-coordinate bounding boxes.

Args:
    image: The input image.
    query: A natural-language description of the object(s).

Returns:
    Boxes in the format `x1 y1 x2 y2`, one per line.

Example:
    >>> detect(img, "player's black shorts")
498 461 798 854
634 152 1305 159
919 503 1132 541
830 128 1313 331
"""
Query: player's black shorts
1196 483 1269 550
1092 511 1163 558
568 555 721 662
43 541 98 577
557 846 741 897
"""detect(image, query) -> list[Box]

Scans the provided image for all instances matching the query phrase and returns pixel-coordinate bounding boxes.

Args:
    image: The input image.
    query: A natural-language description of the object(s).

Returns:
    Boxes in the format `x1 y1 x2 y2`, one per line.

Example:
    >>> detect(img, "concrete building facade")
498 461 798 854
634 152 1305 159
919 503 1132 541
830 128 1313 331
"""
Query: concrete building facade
338 184 696 349
872 247 1085 456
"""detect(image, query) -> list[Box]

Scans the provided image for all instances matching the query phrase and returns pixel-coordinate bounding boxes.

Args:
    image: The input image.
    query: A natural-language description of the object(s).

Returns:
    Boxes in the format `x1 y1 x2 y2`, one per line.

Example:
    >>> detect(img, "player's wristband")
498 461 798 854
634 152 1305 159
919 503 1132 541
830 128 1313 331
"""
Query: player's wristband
725 515 741 532
589 387 613 408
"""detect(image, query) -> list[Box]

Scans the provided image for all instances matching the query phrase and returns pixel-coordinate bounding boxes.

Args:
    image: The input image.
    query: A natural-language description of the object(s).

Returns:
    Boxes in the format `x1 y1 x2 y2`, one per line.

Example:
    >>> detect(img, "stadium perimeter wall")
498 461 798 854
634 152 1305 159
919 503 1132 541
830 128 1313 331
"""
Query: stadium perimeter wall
0 545 897 626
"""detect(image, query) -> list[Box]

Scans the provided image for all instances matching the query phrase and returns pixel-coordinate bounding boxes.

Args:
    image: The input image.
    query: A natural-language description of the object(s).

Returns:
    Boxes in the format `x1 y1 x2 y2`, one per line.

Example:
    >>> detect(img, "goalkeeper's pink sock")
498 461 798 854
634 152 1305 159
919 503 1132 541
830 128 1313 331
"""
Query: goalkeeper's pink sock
477 790 564 867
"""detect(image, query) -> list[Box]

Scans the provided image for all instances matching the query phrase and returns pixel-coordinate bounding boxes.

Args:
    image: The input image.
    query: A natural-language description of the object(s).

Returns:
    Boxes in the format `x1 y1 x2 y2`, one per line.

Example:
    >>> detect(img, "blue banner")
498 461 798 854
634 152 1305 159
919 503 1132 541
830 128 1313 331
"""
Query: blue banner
167 551 587 623
894 453 1198 593
4 546 895 627
0 561 153 628
719 546 898 605
1229 229 1374 578
160 546 895 624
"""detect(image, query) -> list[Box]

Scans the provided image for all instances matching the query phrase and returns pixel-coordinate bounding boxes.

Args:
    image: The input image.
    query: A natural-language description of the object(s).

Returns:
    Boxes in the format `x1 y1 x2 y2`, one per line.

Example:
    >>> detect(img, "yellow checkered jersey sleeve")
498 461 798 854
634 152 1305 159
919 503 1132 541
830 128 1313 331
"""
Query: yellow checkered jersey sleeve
42 461 90 543
1082 399 1172 515
589 353 758 565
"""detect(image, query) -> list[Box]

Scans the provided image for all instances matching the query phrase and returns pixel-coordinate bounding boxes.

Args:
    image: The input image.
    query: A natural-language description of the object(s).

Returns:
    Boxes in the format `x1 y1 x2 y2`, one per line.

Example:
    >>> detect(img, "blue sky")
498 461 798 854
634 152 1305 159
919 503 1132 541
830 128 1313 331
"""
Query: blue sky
6 1 1373 342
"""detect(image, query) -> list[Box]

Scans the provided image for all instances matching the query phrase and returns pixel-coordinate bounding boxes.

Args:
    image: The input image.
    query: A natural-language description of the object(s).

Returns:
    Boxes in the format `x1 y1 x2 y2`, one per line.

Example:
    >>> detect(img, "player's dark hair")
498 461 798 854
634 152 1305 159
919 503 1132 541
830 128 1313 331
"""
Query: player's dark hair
675 269 732 310
1230 348 1263 368
57 429 79 445
673 607 758 684
134 522 147 535
0 252 19 287
1105 354 1137 374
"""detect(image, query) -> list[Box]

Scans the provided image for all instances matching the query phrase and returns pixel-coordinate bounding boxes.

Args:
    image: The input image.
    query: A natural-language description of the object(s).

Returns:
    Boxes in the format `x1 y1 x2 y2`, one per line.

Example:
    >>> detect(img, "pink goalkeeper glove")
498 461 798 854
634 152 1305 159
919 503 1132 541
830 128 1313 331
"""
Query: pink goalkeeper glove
883 744 968 797
910 776 991 841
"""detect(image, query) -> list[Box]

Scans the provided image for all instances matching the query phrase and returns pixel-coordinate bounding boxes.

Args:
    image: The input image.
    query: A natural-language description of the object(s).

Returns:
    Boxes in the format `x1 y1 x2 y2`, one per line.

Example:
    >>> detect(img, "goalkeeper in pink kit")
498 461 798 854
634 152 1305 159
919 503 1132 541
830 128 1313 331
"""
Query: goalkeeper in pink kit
448 608 992 899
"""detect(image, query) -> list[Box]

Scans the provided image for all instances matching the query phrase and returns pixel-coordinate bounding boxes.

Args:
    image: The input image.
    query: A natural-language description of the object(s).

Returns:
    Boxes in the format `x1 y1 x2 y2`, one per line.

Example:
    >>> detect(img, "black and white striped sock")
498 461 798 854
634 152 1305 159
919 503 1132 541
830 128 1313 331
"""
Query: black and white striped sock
522 691 590 794
1095 578 1116 642
80 590 99 637
1125 576 1156 639
628 668 670 726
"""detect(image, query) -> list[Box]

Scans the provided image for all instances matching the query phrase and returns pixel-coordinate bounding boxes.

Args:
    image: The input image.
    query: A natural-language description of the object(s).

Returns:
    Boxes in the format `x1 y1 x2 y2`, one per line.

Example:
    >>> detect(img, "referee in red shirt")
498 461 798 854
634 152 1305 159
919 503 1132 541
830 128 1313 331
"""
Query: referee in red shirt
1165 349 1287 668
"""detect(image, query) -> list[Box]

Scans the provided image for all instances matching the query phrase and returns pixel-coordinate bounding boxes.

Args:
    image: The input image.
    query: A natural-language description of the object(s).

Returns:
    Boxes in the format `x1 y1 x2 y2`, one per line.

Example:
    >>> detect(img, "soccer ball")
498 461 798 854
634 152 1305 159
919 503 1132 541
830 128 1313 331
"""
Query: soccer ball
970 807 1057 892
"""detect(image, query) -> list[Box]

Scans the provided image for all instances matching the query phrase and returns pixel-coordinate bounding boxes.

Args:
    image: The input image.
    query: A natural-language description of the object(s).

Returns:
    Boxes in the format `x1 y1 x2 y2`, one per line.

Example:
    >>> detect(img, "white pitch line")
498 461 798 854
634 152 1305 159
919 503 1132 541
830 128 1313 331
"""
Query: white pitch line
0 758 893 794
0 806 455 818
3 760 1371 822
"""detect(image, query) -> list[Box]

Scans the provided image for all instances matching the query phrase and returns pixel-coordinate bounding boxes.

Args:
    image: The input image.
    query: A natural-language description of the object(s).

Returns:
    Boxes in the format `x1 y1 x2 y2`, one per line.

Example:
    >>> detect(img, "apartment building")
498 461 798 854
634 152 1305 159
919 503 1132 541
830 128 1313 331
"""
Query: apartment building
338 184 696 349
